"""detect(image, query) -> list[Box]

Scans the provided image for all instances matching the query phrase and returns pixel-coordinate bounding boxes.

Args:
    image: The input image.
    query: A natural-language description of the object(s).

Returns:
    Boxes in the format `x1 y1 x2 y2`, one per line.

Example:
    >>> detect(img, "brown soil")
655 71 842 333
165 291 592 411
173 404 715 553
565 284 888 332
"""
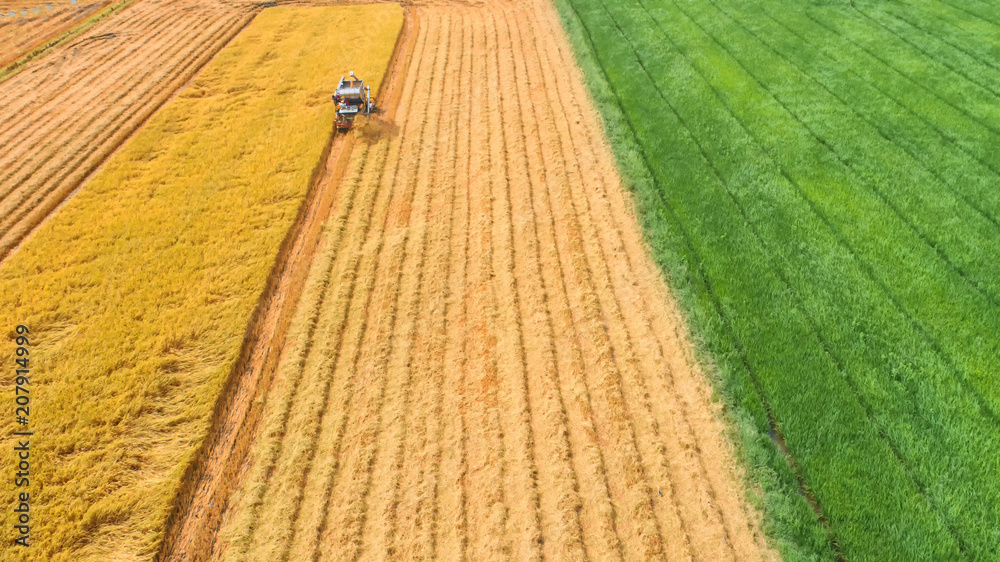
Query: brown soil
180 1 780 560
0 0 255 264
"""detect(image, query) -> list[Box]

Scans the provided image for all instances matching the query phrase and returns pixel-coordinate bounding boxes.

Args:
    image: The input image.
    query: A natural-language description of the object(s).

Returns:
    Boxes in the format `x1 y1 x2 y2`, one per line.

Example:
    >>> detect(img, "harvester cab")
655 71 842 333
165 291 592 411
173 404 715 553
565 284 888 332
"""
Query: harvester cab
332 71 375 132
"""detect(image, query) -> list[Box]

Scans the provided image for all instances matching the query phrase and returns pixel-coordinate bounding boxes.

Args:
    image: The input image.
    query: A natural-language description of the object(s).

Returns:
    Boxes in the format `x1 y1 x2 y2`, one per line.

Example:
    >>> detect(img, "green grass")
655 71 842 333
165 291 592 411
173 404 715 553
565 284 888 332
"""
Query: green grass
551 0 1000 560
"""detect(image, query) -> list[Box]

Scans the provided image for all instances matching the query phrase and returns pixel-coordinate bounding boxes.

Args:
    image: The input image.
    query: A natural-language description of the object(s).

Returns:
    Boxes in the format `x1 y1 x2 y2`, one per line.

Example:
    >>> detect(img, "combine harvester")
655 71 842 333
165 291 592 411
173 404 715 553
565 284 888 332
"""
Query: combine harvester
332 71 376 132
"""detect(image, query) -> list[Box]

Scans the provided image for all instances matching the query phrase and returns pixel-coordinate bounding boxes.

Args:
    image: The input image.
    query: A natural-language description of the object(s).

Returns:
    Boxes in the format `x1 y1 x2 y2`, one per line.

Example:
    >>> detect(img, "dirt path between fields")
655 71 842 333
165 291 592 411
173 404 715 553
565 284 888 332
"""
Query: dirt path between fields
155 8 417 561
168 1 778 560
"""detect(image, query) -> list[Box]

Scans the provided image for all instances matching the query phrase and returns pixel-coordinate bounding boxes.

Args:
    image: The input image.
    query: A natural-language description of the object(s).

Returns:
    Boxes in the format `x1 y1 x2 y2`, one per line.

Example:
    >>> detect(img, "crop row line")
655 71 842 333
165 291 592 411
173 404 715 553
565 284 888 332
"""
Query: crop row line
503 4 742 557
387 11 462 560
505 5 610 559
330 12 441 560
0 6 198 195
301 14 448 558
530 3 699 557
426 11 469 558
799 9 1000 143
0 7 89 68
847 4 1000 110
694 0 1000 426
488 8 549 561
672 0 1000 309
636 0 990 553
0 0 169 143
512 5 651 557
700 0 1000 539
462 8 511 557
500 6 599 558
883 3 1000 77
533 0 754 550
0 11 238 216
927 0 1000 29
519 8 632 557
282 140 380 561
661 0 1000 431
568 0 861 557
732 1 1000 231
438 8 472 558
518 0 696 551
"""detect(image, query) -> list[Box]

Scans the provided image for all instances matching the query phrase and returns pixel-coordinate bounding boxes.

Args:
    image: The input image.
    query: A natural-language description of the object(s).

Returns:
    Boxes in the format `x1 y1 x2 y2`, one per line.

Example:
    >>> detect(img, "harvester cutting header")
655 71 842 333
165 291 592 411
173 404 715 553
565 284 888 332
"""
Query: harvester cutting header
332 71 376 132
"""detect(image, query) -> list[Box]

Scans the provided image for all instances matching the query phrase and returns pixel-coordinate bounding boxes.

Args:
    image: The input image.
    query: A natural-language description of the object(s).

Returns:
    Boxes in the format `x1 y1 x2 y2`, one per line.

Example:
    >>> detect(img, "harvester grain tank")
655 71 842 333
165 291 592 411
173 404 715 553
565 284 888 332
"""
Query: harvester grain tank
332 71 375 132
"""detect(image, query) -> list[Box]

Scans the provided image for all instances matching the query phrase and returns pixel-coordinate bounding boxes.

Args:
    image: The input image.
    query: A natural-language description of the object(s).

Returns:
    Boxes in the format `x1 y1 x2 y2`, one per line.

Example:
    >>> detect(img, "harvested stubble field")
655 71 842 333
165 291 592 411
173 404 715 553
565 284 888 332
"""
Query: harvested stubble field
202 1 776 560
0 1 110 70
557 0 1000 559
0 0 255 263
0 5 402 559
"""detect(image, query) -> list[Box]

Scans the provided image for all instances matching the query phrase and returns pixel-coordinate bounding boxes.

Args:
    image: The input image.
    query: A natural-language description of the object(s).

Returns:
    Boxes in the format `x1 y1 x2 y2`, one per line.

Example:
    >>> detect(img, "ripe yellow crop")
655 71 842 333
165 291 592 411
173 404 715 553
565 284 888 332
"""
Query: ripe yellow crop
0 4 402 559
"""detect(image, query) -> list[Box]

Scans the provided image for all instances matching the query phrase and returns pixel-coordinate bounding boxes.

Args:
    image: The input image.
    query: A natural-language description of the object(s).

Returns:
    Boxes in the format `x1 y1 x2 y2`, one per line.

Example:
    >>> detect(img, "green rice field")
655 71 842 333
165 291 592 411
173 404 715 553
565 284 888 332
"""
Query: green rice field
554 0 1000 559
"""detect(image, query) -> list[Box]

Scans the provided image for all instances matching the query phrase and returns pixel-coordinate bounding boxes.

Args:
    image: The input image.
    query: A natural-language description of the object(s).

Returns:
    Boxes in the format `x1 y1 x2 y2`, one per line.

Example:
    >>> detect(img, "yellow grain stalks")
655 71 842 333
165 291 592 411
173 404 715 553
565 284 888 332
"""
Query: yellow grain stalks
0 4 402 559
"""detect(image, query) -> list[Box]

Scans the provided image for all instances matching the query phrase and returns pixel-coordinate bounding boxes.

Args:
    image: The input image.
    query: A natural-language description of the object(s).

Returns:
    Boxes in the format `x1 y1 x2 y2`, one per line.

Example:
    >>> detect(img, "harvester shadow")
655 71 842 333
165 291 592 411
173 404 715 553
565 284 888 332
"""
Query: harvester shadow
353 116 400 144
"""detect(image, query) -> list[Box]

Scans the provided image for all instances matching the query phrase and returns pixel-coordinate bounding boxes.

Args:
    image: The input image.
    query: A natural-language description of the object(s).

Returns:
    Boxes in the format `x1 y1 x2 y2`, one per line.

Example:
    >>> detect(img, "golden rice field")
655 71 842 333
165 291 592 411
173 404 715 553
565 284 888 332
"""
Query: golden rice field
0 5 402 559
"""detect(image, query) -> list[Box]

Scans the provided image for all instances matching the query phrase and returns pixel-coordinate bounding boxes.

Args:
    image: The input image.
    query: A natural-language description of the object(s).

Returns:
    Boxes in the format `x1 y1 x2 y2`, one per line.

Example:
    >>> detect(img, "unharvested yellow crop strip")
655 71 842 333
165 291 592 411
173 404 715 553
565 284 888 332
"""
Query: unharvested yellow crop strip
0 4 402 559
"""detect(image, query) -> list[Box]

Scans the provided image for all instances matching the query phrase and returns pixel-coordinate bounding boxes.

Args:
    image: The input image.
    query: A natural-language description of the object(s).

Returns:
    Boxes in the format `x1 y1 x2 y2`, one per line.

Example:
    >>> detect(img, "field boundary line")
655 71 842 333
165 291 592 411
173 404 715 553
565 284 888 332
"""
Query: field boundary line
559 0 846 557
0 11 242 258
0 0 132 82
155 7 413 560
0 6 207 191
527 2 743 552
0 7 255 267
